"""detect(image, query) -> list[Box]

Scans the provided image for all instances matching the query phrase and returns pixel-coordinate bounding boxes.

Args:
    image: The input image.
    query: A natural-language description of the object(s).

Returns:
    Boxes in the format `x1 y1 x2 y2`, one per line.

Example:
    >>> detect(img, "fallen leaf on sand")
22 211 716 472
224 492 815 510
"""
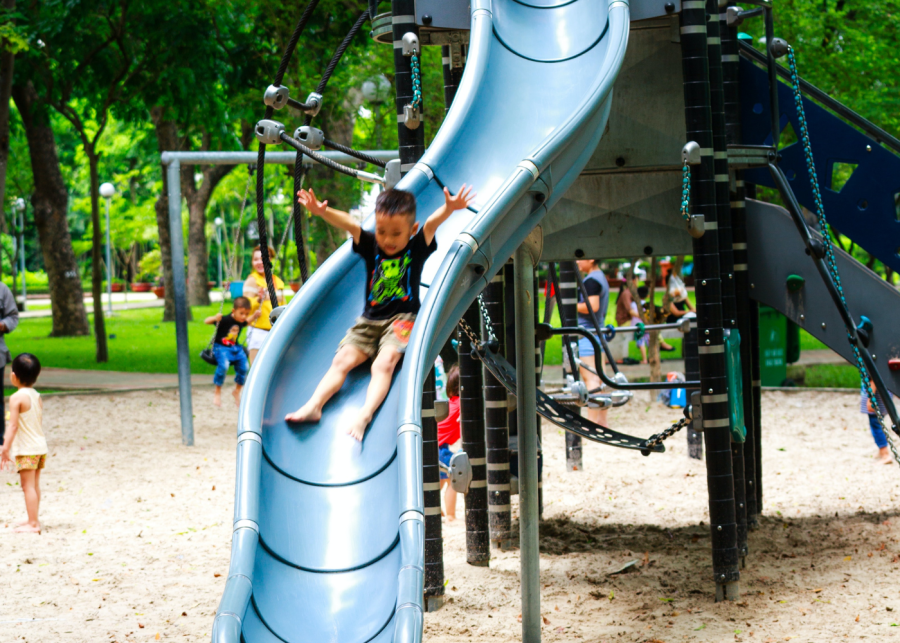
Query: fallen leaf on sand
542 616 550 625
607 560 639 576
214 573 222 578
155 634 160 640
812 589 823 593
855 614 860 622
517 613 522 623
138 623 144 629
844 556 852 561
182 611 188 616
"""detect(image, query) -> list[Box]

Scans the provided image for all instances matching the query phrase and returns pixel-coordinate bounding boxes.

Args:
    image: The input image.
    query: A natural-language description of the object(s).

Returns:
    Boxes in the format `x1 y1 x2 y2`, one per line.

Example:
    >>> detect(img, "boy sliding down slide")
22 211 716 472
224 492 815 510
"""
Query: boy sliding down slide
286 185 476 441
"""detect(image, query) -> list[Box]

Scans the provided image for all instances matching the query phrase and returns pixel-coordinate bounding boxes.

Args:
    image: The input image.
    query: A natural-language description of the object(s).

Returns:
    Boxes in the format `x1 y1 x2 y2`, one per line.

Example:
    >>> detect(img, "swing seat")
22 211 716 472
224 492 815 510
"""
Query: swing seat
201 347 218 366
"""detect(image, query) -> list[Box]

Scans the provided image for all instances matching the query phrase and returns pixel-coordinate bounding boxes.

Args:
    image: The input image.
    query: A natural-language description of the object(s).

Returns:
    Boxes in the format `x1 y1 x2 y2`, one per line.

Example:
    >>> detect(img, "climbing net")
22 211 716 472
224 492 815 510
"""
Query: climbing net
786 45 900 465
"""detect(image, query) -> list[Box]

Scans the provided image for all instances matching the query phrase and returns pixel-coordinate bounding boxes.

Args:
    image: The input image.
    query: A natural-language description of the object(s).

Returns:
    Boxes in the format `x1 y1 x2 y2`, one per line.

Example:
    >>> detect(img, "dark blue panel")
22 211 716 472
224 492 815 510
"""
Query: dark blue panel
739 57 900 273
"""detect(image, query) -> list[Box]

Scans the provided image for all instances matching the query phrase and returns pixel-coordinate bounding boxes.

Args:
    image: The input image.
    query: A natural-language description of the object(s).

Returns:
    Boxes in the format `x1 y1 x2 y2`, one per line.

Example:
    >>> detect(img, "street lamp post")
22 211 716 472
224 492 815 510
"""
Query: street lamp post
13 198 25 310
99 182 116 317
214 217 223 289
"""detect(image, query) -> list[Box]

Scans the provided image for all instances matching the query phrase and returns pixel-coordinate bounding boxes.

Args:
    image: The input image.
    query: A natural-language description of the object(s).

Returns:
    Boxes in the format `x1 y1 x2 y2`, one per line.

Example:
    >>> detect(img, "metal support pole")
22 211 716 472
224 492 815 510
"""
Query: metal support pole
558 262 583 471
483 273 513 550
422 370 444 610
514 243 540 643
706 0 747 566
392 0 425 174
105 197 113 317
534 273 543 519
459 301 490 566
504 263 517 444
680 1 740 601
684 323 703 459
166 160 194 446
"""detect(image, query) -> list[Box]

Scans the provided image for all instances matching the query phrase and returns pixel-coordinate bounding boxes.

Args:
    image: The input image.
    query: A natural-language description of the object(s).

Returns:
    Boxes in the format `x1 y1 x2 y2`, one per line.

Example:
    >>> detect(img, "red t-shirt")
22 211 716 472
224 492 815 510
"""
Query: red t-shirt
437 396 460 446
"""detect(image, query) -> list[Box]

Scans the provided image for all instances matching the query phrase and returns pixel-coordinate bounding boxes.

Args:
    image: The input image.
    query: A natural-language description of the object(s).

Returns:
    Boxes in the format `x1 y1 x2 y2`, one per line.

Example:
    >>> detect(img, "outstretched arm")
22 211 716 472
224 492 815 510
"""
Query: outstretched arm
204 313 223 325
297 188 361 244
423 184 476 245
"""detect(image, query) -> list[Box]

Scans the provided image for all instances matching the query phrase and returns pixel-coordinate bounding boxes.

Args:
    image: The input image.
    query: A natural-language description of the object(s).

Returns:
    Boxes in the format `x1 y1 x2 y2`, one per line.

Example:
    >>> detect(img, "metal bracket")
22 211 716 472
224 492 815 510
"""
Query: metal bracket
687 214 706 239
384 159 402 189
263 85 289 110
448 42 465 69
303 92 323 117
269 305 286 326
727 144 776 169
449 451 472 494
403 104 421 130
682 141 701 166
294 126 324 151
401 32 420 56
769 38 789 59
255 119 285 145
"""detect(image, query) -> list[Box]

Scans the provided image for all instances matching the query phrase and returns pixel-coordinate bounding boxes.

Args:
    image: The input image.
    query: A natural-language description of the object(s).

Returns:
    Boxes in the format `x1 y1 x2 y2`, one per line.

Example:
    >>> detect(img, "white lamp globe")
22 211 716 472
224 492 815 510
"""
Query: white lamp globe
13 197 25 212
99 182 116 198
214 217 224 226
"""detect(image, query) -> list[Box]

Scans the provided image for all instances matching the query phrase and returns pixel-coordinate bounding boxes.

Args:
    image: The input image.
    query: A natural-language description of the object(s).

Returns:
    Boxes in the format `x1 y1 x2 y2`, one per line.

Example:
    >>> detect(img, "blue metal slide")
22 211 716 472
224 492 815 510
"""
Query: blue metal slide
211 0 629 641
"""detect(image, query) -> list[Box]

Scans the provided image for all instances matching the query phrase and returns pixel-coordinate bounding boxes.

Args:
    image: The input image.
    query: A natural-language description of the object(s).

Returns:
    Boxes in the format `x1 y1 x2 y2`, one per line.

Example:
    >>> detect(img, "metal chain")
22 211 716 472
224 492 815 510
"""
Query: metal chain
680 161 692 221
643 416 690 451
458 317 481 351
410 54 423 110
786 45 900 466
477 294 498 343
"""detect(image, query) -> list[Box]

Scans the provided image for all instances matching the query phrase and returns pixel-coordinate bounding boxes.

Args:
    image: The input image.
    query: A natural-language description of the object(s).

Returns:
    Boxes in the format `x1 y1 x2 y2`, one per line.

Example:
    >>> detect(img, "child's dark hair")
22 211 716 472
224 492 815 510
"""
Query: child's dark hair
12 353 41 387
375 189 416 220
446 362 460 398
233 296 252 310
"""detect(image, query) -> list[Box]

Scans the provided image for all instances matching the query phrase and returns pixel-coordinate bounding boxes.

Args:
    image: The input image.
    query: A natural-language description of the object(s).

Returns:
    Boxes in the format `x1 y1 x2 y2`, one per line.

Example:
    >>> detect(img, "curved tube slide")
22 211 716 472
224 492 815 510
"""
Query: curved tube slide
212 1 630 641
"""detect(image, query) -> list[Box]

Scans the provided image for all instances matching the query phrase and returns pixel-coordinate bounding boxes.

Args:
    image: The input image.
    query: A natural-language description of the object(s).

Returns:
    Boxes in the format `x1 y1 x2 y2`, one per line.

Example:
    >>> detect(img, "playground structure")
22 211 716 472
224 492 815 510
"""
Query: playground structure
150 0 900 642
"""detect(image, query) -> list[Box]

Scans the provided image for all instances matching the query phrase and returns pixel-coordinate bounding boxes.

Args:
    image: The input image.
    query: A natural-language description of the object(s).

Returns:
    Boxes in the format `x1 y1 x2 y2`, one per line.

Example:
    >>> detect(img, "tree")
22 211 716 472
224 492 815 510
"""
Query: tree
0 0 24 243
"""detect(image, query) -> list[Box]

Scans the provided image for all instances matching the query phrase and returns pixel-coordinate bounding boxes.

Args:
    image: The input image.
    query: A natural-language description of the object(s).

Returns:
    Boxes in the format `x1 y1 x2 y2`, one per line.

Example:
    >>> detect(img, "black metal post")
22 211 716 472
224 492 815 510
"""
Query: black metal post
535 273 544 518
504 262 518 446
391 0 425 174
422 370 444 610
460 301 490 566
684 323 703 459
721 6 759 530
706 1 747 567
483 273 513 549
558 262 583 471
680 0 740 601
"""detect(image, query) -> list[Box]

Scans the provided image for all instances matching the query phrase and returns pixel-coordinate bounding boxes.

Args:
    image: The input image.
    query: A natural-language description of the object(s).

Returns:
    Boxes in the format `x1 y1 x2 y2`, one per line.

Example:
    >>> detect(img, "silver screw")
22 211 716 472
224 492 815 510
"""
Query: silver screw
821 322 826 330
702 280 707 286
799 314 805 322
739 503 744 508
867 145 872 152
872 354 877 361
717 525 723 531
706 339 711 345
705 329 710 335
750 283 755 289
708 388 713 394
729 273 733 279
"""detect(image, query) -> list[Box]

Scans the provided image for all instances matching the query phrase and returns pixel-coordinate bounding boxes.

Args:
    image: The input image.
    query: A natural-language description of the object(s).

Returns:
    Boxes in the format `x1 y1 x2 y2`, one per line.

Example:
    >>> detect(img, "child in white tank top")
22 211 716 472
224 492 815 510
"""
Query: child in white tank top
1 353 45 533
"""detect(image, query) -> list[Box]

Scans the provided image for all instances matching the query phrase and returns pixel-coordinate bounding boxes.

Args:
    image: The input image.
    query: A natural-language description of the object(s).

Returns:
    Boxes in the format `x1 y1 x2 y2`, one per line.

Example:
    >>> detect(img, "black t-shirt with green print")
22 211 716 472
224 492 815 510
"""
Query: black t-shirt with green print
353 229 437 321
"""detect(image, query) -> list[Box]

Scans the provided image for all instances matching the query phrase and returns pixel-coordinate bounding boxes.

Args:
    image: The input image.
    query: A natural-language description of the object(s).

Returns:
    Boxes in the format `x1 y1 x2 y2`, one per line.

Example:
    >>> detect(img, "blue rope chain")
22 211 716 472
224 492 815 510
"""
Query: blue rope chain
410 53 422 110
680 161 691 221
786 45 897 459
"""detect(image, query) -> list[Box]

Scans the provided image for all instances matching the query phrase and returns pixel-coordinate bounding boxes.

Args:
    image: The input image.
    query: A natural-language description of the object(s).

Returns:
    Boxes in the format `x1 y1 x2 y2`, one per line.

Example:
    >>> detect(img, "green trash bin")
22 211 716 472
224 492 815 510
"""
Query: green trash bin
758 305 787 386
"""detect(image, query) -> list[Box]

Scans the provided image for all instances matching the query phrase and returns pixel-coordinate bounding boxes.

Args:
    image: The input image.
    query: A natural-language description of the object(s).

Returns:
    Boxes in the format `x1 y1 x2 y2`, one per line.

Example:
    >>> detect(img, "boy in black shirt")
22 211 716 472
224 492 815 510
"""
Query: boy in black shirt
286 185 475 440
205 296 259 407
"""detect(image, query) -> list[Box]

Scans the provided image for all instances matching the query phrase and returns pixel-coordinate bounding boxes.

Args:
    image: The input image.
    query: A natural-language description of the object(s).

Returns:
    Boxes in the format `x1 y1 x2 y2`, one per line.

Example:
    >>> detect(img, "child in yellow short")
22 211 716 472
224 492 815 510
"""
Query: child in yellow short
0 353 45 534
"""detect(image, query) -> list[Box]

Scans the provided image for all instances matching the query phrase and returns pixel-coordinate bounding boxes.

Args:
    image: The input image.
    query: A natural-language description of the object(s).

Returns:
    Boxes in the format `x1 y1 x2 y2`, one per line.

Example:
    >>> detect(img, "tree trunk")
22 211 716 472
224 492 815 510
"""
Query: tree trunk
87 148 108 362
0 0 14 241
184 163 235 306
11 81 89 336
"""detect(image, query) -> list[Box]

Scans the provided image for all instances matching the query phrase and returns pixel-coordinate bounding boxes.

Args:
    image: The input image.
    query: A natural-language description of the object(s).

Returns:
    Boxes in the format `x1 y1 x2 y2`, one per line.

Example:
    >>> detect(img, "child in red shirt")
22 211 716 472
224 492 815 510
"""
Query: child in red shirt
437 363 460 520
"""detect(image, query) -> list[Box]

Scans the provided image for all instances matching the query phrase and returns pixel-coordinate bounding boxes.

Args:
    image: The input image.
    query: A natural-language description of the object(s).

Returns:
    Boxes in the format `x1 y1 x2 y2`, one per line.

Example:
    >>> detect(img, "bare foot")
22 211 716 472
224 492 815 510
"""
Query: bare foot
285 402 322 423
233 388 242 407
346 412 372 441
445 515 456 522
14 524 40 534
213 392 222 407
878 448 893 465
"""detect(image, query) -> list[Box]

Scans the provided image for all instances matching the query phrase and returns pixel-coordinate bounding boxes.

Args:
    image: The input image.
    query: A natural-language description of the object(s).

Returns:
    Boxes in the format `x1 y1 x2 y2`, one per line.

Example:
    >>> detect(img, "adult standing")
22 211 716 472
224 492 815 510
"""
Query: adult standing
615 277 648 364
576 259 610 427
243 245 285 364
0 281 19 445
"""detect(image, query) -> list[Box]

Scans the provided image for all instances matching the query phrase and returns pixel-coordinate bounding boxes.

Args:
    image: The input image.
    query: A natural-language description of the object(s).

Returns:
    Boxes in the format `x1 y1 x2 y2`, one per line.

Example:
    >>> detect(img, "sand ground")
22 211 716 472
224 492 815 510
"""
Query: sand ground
1 387 898 642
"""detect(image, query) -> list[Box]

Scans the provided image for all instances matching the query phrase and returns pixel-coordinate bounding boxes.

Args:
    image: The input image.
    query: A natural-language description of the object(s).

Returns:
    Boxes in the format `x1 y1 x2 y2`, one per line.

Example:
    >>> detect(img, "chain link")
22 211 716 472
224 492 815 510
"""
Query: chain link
477 294 498 343
410 54 423 110
786 45 900 466
458 317 481 351
680 161 692 221
643 416 690 450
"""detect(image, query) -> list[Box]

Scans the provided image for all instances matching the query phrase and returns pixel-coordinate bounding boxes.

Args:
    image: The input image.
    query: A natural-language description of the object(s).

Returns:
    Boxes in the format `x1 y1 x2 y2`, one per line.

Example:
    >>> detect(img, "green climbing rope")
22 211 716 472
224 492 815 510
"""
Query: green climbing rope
786 44 898 463
410 53 422 110
680 161 691 221
634 322 645 342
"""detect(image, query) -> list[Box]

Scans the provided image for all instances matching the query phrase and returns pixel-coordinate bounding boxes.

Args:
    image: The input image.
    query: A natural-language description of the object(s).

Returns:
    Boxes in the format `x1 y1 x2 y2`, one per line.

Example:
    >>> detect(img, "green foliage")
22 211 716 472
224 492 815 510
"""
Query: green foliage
137 249 161 282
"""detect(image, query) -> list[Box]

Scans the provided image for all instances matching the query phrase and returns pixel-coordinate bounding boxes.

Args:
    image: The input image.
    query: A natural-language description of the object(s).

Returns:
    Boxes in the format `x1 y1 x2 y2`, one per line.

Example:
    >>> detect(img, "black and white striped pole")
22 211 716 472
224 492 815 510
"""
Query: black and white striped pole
391 0 425 174
440 42 467 114
558 262 583 471
706 0 748 567
681 0 741 601
422 370 444 610
720 2 759 530
483 274 513 549
459 301 490 566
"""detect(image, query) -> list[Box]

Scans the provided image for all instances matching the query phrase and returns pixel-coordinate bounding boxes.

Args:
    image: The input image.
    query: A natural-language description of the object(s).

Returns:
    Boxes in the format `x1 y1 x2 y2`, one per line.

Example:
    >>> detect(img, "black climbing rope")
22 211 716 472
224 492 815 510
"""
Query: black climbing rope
322 138 387 168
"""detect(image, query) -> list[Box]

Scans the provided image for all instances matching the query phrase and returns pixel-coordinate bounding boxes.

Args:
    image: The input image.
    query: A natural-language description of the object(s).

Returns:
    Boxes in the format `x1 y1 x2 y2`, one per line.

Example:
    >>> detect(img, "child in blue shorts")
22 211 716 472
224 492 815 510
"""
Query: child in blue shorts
205 297 258 407
861 385 895 465
437 364 460 520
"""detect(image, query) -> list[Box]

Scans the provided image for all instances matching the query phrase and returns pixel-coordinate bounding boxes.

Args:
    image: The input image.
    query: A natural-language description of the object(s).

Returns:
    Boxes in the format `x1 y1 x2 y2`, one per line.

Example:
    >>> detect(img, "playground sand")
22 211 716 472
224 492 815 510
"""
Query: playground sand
1 388 899 642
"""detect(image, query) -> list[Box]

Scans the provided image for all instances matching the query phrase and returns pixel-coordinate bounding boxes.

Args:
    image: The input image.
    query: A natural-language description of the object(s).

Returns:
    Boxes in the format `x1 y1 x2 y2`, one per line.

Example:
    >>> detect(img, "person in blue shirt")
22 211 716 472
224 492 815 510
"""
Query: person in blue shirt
576 259 610 427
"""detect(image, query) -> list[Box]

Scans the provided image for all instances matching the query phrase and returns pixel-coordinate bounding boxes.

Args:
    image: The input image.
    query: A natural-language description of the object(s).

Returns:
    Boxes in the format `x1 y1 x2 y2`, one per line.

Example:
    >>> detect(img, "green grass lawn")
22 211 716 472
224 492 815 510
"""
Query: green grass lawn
803 363 861 389
7 306 226 375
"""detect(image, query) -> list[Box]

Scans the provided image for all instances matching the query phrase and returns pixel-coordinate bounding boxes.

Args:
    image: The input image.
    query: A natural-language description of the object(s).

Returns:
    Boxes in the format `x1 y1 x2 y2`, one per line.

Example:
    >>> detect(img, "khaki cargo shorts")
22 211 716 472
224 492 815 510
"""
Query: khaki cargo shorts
339 313 417 359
